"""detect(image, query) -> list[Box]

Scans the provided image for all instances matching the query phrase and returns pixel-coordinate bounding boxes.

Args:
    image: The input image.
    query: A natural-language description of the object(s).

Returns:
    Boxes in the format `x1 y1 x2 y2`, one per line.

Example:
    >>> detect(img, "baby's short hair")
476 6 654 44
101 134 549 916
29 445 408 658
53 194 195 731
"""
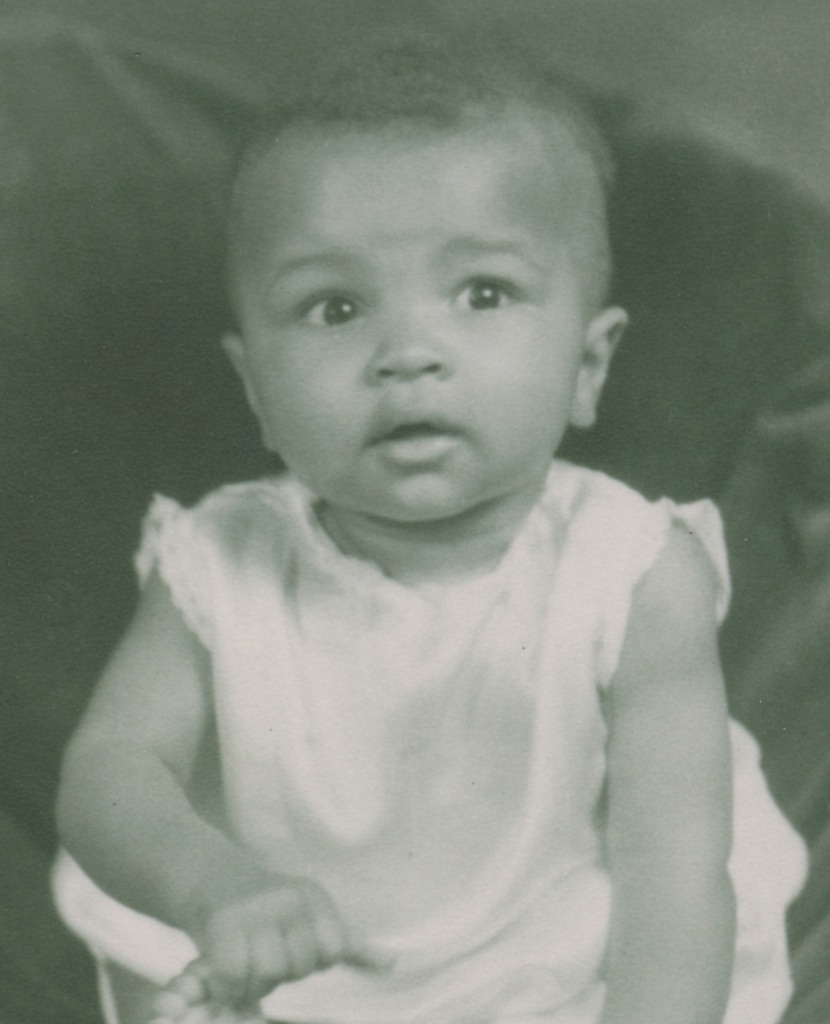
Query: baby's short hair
228 26 615 305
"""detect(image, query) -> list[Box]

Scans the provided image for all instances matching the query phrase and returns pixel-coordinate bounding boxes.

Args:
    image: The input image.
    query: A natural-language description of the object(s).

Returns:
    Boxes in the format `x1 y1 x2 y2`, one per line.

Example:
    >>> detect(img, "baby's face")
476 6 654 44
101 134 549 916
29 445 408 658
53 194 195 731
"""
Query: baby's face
225 114 625 526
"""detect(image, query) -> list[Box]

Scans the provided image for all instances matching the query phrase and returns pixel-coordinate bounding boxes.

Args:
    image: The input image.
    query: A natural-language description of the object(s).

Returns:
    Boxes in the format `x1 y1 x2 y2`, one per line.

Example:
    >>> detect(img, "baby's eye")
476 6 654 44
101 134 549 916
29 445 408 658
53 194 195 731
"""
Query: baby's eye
303 295 360 327
458 278 516 312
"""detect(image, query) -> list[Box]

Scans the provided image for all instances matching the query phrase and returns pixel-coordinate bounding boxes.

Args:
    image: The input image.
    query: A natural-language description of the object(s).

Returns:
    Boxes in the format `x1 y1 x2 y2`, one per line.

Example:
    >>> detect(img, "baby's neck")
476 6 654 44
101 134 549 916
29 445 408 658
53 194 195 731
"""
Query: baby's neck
317 490 541 586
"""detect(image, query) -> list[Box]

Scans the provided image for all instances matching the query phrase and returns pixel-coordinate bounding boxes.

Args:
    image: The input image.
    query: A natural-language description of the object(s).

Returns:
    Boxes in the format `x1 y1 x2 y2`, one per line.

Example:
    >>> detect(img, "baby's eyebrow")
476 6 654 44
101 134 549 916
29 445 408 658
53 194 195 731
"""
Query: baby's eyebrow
269 250 355 282
441 236 545 271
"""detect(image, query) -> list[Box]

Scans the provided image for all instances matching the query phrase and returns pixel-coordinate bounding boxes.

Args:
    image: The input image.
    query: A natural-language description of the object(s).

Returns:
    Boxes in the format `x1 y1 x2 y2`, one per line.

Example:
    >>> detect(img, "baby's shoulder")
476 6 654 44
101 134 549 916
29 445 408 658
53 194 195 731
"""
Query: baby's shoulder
543 459 650 512
541 463 729 679
545 462 725 569
138 473 305 583
631 520 725 633
185 473 303 545
542 460 666 552
192 472 297 519
135 475 308 649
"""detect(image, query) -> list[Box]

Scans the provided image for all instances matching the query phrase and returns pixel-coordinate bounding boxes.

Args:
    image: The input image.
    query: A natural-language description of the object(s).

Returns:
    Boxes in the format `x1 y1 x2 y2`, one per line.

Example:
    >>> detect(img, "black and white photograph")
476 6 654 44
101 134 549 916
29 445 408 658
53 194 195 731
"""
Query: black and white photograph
2 3 829 1023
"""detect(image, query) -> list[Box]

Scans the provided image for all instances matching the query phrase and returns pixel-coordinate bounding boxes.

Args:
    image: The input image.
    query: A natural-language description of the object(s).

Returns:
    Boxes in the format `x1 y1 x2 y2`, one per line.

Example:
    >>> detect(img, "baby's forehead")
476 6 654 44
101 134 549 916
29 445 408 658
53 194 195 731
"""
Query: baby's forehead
232 105 605 229
227 110 612 315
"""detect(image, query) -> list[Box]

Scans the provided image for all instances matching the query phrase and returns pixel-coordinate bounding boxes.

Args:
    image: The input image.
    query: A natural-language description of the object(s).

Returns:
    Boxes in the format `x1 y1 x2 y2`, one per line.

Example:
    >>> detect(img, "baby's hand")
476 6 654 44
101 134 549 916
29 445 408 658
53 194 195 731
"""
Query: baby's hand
186 874 377 1010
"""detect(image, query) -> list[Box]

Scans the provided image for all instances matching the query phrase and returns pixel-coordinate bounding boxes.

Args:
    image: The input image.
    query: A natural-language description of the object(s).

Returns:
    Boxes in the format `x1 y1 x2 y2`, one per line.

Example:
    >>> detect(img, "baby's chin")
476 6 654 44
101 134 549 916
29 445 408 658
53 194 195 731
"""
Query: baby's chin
335 479 497 527
311 460 551 529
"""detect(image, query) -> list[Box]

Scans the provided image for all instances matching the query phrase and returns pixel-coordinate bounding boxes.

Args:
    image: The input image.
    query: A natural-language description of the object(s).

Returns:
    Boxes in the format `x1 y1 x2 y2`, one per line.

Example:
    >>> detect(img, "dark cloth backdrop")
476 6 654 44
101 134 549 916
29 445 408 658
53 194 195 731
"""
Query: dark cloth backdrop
1 5 829 1022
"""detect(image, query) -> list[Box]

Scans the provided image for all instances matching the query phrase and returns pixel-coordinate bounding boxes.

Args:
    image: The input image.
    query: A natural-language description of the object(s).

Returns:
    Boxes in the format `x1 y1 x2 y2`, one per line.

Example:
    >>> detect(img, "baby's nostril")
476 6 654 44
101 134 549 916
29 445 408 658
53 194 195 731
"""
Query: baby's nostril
375 356 444 380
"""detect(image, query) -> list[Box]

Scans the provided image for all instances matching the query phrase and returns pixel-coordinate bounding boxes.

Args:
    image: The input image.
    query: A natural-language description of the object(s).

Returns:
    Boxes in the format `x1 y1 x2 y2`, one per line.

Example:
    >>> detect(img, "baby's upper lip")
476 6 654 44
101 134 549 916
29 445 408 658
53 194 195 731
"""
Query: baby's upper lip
368 413 463 445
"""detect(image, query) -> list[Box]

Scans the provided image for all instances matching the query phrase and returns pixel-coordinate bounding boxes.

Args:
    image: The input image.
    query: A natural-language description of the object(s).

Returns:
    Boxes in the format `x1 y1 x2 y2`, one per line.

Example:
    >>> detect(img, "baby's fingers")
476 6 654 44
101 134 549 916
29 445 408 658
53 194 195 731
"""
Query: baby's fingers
198 877 393 1009
203 914 261 1007
150 960 211 1022
203 894 322 1005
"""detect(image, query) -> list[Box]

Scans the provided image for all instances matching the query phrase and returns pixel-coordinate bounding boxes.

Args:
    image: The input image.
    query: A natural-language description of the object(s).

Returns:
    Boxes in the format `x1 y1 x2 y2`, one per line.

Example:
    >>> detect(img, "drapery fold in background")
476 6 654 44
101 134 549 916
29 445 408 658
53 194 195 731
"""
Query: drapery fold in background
720 354 830 1024
1 6 829 1023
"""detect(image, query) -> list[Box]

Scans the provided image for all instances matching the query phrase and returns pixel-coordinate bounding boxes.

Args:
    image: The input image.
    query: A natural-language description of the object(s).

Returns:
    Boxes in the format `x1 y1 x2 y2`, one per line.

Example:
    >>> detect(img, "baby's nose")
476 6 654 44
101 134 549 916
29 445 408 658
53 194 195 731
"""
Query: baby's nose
369 329 450 384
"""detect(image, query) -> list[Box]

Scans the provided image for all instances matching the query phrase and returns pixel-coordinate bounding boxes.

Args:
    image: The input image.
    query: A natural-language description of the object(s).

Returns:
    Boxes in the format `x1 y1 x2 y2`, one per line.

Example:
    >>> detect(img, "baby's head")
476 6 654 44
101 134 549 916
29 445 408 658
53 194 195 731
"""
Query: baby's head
223 29 627 532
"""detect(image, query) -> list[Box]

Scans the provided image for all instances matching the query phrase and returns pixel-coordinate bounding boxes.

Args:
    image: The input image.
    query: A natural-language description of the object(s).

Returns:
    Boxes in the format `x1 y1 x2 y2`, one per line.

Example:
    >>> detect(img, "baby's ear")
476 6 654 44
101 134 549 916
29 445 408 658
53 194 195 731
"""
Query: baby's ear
221 333 262 421
569 306 628 429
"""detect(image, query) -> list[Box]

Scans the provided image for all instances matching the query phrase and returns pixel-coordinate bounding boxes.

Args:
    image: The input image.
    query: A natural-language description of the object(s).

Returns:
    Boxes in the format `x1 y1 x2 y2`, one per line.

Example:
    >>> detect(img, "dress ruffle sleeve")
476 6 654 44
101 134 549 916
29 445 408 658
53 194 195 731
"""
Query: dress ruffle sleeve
595 495 731 689
133 494 214 648
661 497 732 624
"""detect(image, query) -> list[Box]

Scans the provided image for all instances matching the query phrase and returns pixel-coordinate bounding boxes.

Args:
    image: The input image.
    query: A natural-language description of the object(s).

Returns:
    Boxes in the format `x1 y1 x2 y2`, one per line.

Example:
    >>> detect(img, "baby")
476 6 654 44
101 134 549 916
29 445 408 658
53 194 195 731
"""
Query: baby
54 28 807 1024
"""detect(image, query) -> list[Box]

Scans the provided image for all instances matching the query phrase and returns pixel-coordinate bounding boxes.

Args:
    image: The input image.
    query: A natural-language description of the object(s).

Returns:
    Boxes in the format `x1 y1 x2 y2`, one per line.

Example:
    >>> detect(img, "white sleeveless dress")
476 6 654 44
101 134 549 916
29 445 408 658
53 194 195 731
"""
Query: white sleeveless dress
54 461 807 1024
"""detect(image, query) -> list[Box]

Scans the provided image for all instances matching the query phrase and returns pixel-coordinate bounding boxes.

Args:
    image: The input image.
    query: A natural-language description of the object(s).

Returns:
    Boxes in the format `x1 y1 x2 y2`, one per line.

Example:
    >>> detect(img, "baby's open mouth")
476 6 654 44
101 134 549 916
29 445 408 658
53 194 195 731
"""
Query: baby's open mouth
379 422 450 442
370 420 462 463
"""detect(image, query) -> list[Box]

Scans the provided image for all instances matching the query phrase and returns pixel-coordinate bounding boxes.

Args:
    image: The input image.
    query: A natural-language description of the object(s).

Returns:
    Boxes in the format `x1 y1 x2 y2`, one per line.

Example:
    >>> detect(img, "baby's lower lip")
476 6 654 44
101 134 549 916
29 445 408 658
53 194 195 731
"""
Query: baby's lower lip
373 424 460 463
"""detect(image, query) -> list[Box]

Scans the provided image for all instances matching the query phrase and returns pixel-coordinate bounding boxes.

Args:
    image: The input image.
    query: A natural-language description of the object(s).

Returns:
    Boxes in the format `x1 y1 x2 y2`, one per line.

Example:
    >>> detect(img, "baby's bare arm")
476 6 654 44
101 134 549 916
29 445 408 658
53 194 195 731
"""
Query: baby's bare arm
57 573 362 1008
57 571 257 926
601 525 735 1024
